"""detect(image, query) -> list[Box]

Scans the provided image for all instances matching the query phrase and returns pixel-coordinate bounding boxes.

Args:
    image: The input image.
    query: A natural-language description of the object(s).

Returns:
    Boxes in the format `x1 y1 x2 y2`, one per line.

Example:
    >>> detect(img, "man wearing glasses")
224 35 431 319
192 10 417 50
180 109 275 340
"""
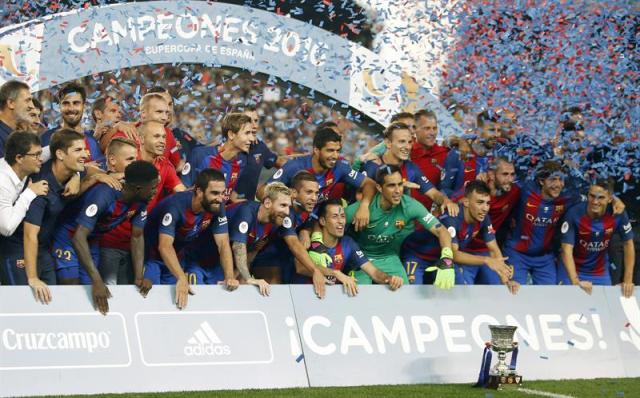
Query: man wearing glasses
0 131 48 238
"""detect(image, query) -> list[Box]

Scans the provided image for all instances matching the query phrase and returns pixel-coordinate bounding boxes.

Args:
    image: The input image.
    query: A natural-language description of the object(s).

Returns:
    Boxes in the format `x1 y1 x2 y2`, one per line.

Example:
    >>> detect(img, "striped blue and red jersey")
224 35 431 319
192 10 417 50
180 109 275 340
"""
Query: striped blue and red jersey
465 184 522 253
53 183 147 245
440 148 488 196
268 155 365 203
505 181 581 256
228 201 296 253
144 191 228 260
560 203 633 278
42 127 105 168
197 145 246 201
362 159 435 196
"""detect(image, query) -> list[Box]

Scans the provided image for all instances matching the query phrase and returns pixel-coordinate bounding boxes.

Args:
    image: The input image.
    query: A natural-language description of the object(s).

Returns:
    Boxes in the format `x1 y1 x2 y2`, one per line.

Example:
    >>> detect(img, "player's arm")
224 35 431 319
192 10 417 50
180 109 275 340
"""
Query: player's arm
353 176 376 231
283 235 327 298
231 241 270 296
213 232 238 291
23 222 51 304
130 226 150 296
72 225 111 315
78 170 123 194
559 242 591 294
621 237 635 298
485 240 519 294
173 183 186 192
360 261 403 290
158 232 193 309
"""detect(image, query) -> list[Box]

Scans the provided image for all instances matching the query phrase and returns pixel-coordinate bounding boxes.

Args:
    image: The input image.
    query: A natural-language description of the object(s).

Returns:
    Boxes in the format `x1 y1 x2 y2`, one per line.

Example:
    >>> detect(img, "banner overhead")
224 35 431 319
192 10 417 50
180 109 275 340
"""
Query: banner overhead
0 1 462 135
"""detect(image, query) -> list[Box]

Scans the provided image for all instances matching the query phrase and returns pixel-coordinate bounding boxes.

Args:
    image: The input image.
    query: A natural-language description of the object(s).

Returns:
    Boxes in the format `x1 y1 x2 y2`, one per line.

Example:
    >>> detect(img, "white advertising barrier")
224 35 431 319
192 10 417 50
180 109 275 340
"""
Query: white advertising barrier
0 285 307 397
1 285 639 396
289 285 640 386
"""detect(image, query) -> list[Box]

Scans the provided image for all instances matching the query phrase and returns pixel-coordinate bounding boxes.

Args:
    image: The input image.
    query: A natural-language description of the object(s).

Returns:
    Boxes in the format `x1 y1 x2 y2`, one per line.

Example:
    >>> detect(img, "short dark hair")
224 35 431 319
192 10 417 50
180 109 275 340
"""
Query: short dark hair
536 160 564 181
464 180 491 197
492 156 513 171
313 128 341 150
317 198 344 219
221 113 251 138
4 131 41 165
291 170 318 190
0 80 30 110
194 169 226 192
91 95 116 122
49 129 85 161
592 177 614 193
124 160 158 186
375 164 401 185
316 121 338 132
414 109 437 121
390 112 414 123
31 97 43 112
383 122 411 140
57 82 86 103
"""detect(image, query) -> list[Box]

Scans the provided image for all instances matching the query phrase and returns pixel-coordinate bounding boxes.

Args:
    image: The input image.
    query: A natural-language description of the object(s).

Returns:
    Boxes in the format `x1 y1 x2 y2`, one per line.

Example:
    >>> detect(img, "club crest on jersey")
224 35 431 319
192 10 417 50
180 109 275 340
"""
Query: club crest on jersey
253 153 262 162
555 205 565 213
201 219 211 230
126 210 136 219
85 204 98 217
325 178 333 186
395 219 405 229
334 254 343 266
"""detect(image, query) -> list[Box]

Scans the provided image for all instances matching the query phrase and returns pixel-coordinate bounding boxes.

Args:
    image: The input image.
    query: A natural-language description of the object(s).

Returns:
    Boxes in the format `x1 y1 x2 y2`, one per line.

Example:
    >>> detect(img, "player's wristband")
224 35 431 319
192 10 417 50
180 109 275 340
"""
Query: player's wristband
440 247 453 259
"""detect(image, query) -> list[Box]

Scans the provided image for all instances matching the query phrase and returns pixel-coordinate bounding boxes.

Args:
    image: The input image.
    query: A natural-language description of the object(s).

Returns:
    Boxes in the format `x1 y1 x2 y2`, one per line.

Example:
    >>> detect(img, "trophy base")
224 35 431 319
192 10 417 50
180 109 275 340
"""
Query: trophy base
486 374 523 390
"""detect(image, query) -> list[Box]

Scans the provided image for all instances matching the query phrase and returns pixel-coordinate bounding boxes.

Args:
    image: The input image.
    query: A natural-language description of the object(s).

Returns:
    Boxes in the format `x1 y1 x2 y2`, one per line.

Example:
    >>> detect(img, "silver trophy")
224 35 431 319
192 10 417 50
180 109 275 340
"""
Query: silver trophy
487 325 522 389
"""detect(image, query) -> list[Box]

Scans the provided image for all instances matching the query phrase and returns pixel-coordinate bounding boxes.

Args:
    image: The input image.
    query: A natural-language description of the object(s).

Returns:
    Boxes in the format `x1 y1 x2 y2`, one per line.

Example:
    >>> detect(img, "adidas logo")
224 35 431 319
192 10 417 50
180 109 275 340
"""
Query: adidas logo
183 321 231 357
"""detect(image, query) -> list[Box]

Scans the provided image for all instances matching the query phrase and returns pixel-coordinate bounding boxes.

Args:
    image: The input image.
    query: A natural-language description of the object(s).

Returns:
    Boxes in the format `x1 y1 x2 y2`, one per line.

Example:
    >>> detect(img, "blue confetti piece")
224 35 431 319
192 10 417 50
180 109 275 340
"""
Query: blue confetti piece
567 340 575 346
295 353 304 363
539 355 549 360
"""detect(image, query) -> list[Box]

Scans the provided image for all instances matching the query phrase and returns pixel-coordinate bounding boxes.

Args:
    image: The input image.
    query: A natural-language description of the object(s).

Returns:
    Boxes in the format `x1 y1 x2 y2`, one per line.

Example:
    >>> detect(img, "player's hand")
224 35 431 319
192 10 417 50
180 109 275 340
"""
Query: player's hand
385 275 403 291
403 181 420 190
426 257 455 289
92 281 112 315
224 278 240 291
312 270 326 299
484 257 512 282
136 278 153 297
612 197 626 215
175 278 194 310
476 172 488 182
352 204 370 232
620 282 634 298
62 173 81 197
577 280 593 295
441 198 459 217
27 179 49 196
248 278 271 296
28 277 52 304
336 272 358 297
114 122 138 141
95 172 123 191
506 280 520 295
358 151 380 164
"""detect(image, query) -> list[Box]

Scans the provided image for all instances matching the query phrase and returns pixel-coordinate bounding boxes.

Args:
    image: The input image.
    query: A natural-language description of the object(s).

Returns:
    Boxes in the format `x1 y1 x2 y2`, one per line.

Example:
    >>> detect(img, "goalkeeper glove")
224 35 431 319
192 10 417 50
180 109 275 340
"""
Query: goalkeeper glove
426 247 455 289
308 232 333 268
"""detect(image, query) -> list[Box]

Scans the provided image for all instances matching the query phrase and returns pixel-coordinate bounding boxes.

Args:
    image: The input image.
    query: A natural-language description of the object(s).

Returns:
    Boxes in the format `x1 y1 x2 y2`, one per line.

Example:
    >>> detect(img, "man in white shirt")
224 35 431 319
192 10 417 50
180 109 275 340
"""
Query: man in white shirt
0 131 48 237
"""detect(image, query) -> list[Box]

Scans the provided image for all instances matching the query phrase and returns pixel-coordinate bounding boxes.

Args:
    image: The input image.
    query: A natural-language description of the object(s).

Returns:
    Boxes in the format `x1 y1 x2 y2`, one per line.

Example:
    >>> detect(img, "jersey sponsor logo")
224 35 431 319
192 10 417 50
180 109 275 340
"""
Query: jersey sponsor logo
623 223 632 234
181 162 191 175
85 204 98 217
447 226 456 238
355 250 364 258
2 329 110 353
395 220 405 229
183 321 231 357
283 217 292 229
218 216 228 225
348 170 358 180
367 234 393 243
162 213 173 226
239 221 249 233
561 221 569 234
422 214 435 224
272 169 283 179
487 224 495 234
525 213 560 226
140 210 147 220
578 239 610 252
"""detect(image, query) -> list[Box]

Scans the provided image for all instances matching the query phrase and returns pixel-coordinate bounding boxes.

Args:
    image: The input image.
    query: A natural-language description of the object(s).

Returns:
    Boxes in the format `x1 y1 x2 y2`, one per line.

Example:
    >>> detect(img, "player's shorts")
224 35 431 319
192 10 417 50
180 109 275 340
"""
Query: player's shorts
0 245 57 286
503 246 556 285
143 259 178 285
455 251 503 285
401 253 436 285
184 261 225 285
556 259 612 285
353 256 408 285
51 240 98 284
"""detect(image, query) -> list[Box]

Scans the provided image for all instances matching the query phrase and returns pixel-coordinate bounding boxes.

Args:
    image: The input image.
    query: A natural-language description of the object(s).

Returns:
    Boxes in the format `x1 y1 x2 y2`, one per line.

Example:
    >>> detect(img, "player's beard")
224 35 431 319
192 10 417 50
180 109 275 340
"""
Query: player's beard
63 113 82 128
202 198 221 213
